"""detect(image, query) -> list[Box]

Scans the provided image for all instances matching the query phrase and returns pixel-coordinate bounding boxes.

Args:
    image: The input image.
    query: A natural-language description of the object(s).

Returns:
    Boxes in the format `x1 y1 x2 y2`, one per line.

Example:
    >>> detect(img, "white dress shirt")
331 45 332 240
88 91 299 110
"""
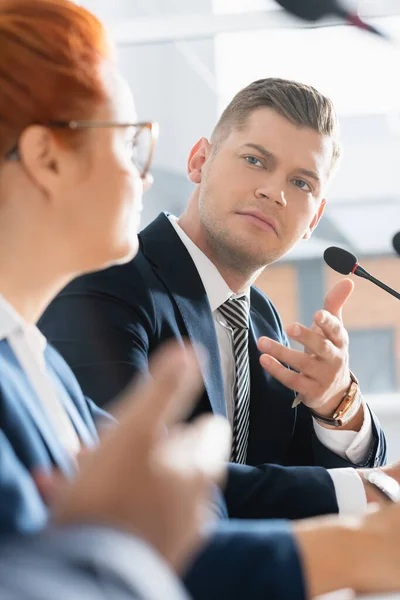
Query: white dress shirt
0 294 81 457
168 215 370 514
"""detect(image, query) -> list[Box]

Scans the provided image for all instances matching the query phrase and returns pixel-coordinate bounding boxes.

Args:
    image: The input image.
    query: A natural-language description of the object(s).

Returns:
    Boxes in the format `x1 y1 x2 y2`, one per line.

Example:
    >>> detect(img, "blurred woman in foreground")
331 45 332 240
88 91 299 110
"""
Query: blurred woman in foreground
0 0 229 584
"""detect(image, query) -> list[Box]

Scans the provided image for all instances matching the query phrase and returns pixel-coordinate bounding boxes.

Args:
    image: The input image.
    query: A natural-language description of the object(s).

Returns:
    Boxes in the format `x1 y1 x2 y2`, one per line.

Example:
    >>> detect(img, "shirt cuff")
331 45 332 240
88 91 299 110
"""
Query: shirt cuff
313 398 374 464
327 468 367 515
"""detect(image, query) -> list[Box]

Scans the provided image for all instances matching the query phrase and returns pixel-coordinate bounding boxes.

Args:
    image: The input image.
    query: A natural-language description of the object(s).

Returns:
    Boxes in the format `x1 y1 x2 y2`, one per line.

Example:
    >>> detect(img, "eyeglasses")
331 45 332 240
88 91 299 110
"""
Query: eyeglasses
6 120 159 179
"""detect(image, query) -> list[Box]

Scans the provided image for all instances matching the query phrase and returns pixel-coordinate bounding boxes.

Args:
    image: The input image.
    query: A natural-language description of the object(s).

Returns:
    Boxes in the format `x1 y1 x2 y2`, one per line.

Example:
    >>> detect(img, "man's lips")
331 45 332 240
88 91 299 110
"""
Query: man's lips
237 210 278 234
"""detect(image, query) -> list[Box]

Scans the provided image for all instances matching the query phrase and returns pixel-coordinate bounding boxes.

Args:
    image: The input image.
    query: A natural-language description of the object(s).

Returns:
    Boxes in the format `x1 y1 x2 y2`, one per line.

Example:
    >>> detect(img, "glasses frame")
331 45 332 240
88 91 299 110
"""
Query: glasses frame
6 120 159 179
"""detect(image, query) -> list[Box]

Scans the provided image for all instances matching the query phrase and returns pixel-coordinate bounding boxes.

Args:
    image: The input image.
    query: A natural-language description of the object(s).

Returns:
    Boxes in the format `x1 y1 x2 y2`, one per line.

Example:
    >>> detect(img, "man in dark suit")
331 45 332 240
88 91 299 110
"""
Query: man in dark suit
40 78 385 515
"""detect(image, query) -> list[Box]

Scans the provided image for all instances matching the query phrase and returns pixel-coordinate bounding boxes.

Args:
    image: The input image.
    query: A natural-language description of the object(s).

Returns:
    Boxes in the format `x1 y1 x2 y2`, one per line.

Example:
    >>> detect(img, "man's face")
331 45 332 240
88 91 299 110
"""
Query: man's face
193 107 333 271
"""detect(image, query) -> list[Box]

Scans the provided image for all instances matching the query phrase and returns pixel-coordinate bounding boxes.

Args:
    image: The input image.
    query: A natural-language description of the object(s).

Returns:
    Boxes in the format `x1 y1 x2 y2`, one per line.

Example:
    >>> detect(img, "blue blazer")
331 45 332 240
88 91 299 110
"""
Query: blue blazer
0 339 109 535
40 212 386 470
0 335 310 599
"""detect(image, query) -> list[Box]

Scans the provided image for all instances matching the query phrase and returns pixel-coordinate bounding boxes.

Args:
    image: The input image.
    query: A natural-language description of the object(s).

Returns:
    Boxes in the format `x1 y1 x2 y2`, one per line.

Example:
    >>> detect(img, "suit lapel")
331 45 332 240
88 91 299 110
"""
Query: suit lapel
48 371 97 449
45 346 98 448
1 343 75 476
139 213 226 417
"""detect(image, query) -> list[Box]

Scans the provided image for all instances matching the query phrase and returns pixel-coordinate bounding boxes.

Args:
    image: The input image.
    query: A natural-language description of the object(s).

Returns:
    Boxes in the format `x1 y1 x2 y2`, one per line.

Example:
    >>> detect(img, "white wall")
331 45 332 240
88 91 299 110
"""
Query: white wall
329 114 400 204
86 0 218 223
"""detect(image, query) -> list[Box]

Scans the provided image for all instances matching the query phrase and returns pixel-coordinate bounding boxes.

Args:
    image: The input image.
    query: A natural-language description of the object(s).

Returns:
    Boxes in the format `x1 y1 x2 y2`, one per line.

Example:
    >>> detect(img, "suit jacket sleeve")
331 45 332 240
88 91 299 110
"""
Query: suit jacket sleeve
225 462 338 520
39 273 153 409
0 526 189 600
185 520 306 600
288 387 387 469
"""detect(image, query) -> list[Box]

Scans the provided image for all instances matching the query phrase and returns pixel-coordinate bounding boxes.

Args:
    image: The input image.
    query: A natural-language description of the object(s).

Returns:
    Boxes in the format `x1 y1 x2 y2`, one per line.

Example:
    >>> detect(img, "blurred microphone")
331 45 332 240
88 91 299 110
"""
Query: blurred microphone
275 0 388 40
393 231 400 256
324 246 400 300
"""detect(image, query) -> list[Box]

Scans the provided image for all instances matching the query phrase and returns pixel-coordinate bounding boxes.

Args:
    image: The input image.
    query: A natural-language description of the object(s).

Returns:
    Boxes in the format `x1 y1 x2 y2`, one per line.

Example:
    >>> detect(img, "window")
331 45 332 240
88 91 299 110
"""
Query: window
348 328 397 393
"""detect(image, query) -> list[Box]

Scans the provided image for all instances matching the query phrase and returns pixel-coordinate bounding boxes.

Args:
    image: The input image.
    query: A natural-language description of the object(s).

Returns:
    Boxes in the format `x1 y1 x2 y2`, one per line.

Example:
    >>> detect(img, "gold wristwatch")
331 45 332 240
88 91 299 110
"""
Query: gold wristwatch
310 372 361 428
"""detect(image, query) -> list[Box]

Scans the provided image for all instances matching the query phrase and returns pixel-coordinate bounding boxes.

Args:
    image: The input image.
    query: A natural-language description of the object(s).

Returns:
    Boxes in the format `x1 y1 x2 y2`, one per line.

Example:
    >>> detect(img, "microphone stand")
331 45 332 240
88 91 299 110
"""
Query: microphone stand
354 265 400 300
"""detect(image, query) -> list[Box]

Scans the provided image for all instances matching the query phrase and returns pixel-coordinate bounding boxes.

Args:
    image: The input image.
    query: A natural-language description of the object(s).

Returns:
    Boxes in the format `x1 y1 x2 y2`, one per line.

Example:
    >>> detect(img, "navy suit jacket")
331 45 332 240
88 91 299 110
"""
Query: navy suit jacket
0 333 310 599
40 212 386 471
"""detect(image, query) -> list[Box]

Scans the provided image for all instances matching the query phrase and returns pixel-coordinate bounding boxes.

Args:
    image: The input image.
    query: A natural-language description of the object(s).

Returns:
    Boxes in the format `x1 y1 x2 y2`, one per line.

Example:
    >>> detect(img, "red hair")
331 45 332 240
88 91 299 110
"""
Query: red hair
0 0 114 156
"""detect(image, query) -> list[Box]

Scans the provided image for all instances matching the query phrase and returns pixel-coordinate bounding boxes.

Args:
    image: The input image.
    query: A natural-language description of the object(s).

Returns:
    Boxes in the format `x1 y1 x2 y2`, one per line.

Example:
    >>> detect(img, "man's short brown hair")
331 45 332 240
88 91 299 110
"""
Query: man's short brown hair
211 77 341 170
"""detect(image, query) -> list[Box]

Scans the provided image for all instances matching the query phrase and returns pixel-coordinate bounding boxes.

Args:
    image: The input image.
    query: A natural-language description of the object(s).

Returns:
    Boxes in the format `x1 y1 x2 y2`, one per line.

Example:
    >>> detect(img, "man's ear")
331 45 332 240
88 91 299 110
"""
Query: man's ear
303 198 327 240
187 137 211 184
18 125 61 197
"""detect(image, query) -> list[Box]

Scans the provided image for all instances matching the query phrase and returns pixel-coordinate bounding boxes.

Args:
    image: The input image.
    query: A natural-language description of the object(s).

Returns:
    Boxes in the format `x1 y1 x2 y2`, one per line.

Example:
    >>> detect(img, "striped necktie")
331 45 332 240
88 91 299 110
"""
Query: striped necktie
219 296 250 464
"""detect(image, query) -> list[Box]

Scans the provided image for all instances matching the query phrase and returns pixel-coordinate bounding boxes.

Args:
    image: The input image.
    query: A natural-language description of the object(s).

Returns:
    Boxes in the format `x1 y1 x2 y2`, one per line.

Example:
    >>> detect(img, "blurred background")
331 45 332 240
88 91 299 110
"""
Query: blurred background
82 0 400 458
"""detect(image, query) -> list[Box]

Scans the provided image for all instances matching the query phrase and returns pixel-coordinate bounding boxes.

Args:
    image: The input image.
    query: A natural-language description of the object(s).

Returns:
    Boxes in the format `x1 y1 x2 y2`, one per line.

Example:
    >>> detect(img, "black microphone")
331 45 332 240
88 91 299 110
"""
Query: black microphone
324 246 400 300
393 231 400 256
274 0 388 40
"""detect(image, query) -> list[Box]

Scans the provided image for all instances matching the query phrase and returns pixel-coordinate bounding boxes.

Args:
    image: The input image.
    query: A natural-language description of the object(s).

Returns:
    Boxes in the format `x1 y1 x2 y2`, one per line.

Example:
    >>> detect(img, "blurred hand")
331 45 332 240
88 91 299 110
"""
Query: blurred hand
258 279 361 427
32 469 66 507
294 500 400 597
32 447 92 506
343 502 400 594
54 341 231 572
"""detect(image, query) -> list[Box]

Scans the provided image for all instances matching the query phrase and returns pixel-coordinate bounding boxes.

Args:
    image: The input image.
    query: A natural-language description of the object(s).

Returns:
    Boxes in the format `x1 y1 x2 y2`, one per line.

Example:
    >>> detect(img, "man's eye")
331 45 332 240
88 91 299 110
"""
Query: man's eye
293 179 311 192
245 156 263 167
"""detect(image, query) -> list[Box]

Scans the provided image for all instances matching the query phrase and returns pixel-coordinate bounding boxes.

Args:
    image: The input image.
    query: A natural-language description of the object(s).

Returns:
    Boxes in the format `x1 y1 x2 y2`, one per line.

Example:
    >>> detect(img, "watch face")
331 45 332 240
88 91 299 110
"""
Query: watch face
333 382 361 425
312 383 361 428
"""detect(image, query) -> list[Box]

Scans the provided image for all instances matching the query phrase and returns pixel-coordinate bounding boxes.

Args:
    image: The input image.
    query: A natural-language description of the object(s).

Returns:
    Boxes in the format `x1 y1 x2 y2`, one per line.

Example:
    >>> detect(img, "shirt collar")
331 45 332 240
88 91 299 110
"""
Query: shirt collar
0 294 47 356
168 215 250 312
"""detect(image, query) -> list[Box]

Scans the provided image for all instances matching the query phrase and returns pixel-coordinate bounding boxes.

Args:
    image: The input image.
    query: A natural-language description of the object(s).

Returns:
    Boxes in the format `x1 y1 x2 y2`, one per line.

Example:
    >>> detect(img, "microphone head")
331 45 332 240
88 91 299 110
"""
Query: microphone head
274 0 339 21
274 0 388 39
393 231 400 256
323 246 358 275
